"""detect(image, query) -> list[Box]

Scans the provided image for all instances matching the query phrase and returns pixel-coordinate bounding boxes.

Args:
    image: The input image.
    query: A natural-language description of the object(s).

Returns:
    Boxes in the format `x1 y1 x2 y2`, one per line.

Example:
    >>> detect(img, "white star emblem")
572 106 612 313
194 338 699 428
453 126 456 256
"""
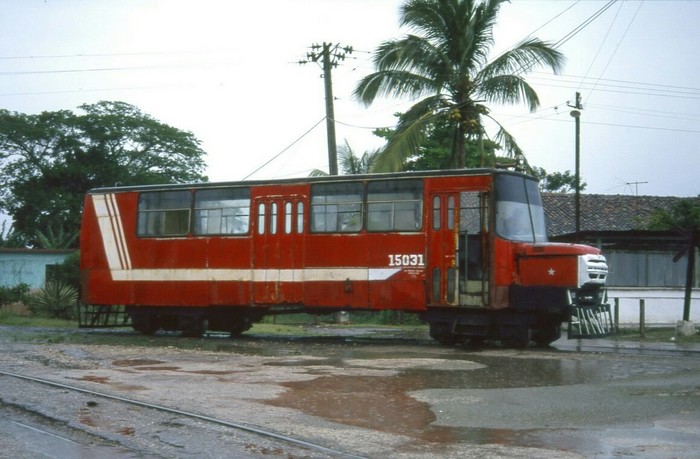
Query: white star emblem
547 268 556 276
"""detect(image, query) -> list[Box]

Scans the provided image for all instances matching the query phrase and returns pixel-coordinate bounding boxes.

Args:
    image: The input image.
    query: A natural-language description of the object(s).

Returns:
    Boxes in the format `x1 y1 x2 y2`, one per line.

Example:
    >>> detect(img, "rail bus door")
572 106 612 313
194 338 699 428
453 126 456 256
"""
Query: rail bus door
458 191 489 307
428 193 459 305
429 192 489 308
253 196 305 304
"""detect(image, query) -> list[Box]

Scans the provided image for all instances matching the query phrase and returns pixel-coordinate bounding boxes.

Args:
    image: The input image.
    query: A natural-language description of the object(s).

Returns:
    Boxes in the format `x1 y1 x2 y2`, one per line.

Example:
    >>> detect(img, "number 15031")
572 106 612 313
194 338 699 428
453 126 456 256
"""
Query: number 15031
388 254 425 267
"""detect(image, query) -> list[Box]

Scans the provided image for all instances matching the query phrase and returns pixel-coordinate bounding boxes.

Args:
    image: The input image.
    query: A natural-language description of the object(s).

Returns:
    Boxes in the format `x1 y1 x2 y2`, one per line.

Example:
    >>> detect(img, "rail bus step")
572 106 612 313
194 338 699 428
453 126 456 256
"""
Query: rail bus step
78 304 131 328
568 304 614 339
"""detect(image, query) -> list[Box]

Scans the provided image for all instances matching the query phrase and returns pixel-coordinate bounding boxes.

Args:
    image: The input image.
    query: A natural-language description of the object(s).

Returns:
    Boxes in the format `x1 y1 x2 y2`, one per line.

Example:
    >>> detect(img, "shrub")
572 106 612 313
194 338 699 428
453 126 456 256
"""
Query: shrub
46 251 80 292
28 282 78 319
0 283 30 306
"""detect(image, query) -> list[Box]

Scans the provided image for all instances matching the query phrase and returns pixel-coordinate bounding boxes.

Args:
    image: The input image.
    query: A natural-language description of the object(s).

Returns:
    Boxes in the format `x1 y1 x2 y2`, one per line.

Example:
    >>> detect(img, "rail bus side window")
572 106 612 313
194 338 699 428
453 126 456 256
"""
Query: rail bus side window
193 188 250 235
137 190 191 237
310 182 363 233
284 202 293 234
367 179 423 232
432 196 441 230
447 196 455 230
257 203 266 235
270 202 278 235
296 202 304 233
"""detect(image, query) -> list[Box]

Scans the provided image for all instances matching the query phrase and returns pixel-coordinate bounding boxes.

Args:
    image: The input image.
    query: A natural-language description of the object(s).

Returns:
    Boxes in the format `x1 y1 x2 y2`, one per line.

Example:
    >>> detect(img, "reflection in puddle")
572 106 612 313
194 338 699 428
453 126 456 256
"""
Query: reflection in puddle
267 373 458 443
264 348 696 452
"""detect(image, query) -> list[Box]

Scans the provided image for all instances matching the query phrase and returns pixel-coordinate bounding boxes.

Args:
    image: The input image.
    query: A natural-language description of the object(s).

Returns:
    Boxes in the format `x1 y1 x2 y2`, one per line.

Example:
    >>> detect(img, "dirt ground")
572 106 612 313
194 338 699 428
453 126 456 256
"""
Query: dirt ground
1 326 699 458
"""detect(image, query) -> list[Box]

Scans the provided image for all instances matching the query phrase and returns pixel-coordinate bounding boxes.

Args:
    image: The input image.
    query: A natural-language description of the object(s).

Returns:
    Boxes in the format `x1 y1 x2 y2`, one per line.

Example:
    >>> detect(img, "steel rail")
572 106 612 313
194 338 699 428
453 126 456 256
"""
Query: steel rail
0 370 365 459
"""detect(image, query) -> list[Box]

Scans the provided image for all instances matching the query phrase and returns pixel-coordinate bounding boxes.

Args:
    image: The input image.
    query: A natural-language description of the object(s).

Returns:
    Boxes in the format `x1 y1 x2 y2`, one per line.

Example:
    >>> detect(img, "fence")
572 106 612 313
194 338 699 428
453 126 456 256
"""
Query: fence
610 297 697 337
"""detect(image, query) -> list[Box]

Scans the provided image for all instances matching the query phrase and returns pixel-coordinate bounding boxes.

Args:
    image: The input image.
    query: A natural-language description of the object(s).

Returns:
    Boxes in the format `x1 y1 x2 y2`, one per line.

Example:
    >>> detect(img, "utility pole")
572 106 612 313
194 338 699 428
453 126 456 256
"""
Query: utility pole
299 43 353 176
568 92 582 242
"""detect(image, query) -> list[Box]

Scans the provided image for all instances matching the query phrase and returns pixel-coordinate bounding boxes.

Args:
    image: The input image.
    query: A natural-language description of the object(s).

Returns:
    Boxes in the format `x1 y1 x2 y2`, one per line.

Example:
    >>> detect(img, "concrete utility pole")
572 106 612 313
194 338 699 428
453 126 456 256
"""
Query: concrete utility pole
299 43 353 176
568 92 582 242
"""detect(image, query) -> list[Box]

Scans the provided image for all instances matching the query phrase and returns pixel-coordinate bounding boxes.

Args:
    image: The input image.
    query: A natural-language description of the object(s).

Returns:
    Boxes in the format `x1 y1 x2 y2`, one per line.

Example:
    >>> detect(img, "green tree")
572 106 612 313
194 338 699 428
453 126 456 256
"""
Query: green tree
531 167 587 193
649 199 700 323
354 0 564 172
373 114 501 171
0 221 26 248
0 101 207 247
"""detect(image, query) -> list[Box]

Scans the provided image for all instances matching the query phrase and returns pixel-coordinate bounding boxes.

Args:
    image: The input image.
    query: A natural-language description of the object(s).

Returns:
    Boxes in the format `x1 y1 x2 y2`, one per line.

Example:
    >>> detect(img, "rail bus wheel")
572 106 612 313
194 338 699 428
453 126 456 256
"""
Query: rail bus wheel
467 336 486 346
181 317 208 338
501 326 531 349
132 314 159 336
229 315 252 338
533 324 561 347
428 322 455 346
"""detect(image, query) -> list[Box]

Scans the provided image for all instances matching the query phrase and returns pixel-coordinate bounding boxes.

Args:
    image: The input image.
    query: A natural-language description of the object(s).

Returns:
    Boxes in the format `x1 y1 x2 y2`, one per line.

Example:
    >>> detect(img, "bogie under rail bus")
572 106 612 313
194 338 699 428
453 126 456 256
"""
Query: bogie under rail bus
80 169 612 347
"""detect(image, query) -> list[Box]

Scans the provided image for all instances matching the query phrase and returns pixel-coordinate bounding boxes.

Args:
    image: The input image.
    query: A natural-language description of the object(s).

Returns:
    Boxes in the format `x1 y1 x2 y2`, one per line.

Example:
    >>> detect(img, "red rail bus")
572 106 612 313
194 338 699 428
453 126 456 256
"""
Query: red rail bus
80 169 611 347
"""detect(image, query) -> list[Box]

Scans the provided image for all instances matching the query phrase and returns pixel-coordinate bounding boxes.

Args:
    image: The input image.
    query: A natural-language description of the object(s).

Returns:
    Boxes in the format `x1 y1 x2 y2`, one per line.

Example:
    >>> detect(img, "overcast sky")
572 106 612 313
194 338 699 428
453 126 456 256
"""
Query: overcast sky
1 0 698 197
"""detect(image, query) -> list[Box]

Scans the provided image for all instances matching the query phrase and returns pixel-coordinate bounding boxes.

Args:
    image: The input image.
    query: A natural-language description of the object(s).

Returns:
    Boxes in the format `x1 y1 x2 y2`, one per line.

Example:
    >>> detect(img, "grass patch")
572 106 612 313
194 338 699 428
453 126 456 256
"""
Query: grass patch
3 309 698 347
612 327 700 343
0 310 77 328
245 322 317 336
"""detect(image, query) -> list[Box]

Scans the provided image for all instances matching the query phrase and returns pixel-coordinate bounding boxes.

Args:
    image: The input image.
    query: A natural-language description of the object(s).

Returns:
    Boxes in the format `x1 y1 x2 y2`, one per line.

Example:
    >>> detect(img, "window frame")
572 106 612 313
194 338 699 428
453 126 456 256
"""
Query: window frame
193 187 251 236
366 179 423 232
310 182 364 233
137 190 192 238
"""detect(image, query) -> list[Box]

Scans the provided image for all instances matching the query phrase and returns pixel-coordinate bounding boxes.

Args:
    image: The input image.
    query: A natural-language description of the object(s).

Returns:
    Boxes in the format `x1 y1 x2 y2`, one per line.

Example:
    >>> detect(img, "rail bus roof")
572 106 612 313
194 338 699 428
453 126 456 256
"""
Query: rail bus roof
87 168 535 194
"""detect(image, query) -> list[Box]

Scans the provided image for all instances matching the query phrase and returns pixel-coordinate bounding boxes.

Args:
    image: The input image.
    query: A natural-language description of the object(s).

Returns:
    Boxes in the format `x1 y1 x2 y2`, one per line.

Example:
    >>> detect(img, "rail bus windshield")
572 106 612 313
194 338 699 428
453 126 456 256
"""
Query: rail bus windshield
494 174 547 243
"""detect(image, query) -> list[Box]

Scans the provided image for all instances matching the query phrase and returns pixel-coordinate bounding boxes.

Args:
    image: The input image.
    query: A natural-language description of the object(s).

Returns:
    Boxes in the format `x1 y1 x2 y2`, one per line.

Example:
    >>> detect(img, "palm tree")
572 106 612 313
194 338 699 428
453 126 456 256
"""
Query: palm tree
309 140 380 176
354 0 565 171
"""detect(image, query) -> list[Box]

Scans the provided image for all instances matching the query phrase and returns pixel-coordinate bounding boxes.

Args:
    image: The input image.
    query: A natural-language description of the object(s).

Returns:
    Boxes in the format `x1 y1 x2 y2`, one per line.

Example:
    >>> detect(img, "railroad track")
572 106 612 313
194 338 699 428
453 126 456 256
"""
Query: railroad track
0 369 365 459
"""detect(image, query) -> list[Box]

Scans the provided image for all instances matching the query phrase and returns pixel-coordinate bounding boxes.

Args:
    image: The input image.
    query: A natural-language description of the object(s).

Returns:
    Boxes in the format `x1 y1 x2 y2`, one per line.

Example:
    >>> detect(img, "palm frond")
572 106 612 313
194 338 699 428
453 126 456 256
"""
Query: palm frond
481 37 565 79
371 103 441 172
308 169 328 177
356 0 564 170
476 74 541 111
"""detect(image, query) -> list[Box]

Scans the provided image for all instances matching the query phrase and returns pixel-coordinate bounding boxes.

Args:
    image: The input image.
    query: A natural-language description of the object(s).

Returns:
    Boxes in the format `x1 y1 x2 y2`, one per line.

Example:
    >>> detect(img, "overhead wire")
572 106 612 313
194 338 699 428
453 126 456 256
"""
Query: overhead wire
242 117 326 180
577 0 626 92
582 0 645 104
552 0 618 50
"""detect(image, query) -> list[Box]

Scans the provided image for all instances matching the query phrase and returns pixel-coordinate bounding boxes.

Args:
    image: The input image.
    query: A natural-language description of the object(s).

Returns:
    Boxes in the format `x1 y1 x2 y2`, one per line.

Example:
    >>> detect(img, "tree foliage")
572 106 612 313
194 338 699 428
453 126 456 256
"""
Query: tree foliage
531 167 587 193
310 140 381 176
354 0 564 172
0 221 26 248
0 101 207 247
372 114 501 172
649 198 700 322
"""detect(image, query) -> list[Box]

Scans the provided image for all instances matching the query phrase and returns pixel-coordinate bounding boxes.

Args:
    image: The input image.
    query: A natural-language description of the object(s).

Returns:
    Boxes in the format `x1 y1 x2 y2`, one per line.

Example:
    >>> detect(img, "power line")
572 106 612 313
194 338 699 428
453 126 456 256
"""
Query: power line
582 0 645 103
242 117 326 180
530 71 700 94
498 113 700 134
525 76 700 99
586 102 700 122
509 0 619 77
552 0 618 49
0 50 216 60
578 0 626 93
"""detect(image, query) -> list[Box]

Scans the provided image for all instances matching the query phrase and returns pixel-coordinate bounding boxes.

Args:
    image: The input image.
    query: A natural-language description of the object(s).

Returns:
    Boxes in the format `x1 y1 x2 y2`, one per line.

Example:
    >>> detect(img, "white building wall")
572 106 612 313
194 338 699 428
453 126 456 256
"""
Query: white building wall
607 288 700 325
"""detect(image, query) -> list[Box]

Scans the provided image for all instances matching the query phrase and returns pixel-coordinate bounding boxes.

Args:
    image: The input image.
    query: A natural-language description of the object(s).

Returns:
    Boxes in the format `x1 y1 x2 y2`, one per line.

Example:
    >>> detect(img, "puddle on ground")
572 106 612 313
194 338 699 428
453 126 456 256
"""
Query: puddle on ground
112 359 165 367
76 375 147 391
263 344 700 451
268 372 468 443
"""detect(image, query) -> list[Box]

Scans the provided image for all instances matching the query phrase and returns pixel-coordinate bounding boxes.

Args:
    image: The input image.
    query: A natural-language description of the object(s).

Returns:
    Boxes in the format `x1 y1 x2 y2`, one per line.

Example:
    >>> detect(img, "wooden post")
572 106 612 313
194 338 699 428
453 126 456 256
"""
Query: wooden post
614 298 619 333
639 299 645 338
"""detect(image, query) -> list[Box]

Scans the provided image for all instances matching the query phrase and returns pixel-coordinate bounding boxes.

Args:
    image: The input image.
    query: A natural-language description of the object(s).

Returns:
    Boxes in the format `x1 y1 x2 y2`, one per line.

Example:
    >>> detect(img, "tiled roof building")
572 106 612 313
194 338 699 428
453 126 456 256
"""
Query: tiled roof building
541 194 699 287
542 193 697 237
